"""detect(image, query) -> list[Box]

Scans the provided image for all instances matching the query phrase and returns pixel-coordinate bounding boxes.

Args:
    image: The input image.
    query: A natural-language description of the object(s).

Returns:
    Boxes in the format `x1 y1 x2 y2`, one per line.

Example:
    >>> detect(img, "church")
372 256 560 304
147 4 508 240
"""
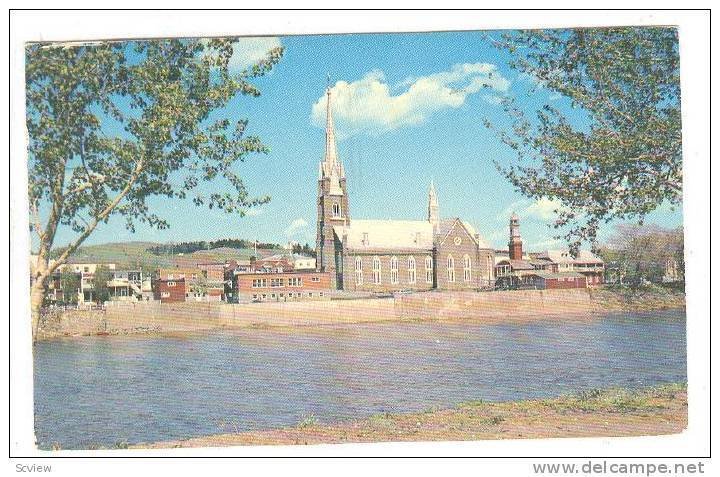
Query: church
315 87 496 292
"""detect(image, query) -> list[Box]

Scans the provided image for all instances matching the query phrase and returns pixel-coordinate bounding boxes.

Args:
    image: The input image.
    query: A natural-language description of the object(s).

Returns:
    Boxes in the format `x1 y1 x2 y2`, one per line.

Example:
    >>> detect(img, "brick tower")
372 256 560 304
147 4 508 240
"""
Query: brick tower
509 212 523 260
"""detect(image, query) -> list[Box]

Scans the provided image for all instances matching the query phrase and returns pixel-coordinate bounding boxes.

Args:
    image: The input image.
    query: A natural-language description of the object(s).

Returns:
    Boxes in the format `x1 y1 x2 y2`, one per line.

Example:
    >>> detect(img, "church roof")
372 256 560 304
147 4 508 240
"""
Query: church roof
436 218 492 249
334 220 434 251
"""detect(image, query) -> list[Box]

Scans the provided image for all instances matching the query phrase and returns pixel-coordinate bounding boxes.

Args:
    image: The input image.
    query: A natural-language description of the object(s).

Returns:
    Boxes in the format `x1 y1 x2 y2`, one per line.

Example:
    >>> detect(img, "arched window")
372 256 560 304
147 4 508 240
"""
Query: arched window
355 256 363 285
372 256 382 284
407 256 416 284
332 203 340 218
390 256 399 284
425 256 433 283
447 254 455 283
463 254 472 282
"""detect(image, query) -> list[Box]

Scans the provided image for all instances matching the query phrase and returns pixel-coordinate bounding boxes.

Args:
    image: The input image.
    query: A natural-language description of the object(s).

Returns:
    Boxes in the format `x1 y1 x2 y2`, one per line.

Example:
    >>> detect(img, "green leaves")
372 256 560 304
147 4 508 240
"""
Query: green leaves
489 27 682 254
26 37 283 270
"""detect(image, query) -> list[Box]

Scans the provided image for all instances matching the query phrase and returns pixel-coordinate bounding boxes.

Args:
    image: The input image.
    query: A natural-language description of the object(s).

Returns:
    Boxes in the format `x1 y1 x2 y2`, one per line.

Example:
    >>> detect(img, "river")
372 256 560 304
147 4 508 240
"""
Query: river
33 309 686 449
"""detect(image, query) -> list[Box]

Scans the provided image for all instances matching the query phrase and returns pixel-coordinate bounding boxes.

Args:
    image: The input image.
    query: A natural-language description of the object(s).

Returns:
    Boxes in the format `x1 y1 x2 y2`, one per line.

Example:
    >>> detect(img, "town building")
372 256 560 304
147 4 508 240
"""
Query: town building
533 250 605 286
152 277 187 303
106 270 153 302
155 266 226 302
252 253 318 273
29 257 118 305
663 257 683 283
235 270 331 302
315 86 495 292
495 213 604 289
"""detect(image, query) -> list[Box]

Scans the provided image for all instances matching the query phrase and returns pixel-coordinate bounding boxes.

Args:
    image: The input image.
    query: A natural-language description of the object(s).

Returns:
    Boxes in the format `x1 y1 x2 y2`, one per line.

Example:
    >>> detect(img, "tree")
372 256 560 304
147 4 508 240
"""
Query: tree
487 27 681 254
59 270 81 305
92 265 112 304
599 223 684 286
292 242 316 257
27 38 283 333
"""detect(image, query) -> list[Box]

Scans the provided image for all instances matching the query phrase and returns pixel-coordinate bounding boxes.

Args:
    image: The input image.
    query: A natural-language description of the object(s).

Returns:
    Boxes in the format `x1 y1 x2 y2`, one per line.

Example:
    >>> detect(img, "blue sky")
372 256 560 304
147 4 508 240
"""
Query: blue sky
47 31 683 251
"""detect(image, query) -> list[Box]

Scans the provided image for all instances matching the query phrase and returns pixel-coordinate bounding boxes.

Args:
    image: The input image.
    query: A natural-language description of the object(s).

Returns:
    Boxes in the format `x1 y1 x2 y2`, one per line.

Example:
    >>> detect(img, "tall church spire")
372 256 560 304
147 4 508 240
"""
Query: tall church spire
324 86 339 172
320 83 345 194
428 180 439 232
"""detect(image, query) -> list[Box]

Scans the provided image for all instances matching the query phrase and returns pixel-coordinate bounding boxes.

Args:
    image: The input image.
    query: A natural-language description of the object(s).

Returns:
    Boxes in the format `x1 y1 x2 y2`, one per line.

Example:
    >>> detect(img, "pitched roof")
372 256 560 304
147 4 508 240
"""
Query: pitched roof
509 259 536 270
334 220 434 251
538 250 604 264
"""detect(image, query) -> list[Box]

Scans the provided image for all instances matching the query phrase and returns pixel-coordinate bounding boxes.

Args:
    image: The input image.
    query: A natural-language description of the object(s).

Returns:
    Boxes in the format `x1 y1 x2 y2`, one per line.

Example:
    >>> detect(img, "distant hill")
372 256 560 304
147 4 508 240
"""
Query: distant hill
54 240 285 272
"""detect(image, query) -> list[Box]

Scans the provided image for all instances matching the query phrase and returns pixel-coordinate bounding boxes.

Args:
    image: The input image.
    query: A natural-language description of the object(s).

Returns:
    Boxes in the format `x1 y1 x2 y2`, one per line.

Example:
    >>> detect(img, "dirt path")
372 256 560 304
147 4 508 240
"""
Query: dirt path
136 384 687 449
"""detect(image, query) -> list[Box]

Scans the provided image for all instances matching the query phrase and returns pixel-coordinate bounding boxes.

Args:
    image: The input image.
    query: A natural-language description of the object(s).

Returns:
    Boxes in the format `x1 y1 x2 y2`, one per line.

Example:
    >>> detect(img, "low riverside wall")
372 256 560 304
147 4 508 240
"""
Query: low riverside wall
395 288 602 321
37 288 663 340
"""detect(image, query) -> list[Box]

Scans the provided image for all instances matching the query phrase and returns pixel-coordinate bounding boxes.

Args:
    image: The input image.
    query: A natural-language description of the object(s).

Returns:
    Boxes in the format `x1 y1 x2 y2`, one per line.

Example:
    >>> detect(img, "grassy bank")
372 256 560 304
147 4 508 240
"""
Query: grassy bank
591 285 685 312
137 383 687 449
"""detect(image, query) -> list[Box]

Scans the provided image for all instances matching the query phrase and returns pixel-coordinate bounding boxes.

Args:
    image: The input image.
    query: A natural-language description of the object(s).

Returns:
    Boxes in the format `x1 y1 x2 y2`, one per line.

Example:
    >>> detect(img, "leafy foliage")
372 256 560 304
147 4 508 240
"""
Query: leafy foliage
488 27 681 254
598 223 684 285
59 270 80 305
27 37 283 316
291 242 316 257
91 265 112 303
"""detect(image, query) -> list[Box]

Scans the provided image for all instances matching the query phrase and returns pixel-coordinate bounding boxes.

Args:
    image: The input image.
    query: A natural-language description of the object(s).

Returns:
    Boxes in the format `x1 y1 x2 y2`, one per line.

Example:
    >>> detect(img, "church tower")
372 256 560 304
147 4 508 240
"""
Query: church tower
428 181 439 233
508 212 523 260
316 85 350 280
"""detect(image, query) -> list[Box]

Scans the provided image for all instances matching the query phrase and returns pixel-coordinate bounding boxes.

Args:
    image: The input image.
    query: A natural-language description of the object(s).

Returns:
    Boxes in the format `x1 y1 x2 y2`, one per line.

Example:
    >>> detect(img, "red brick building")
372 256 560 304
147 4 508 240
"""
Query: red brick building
526 271 588 290
153 277 186 303
235 270 331 302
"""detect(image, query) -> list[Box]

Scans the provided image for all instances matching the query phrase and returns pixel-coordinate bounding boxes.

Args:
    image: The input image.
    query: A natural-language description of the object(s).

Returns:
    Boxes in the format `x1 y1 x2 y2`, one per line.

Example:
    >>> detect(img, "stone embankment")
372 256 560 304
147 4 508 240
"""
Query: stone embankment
35 288 685 341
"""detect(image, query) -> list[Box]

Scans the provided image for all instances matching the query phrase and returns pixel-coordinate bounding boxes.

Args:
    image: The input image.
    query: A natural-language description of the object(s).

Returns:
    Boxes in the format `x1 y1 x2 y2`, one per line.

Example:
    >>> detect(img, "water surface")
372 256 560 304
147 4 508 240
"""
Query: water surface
34 310 686 449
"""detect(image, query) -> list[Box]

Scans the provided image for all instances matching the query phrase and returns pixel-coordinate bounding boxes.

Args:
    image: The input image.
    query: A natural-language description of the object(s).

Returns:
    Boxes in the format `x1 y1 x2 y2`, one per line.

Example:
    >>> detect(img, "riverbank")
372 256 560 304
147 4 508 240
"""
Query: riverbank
137 383 687 448
35 287 685 341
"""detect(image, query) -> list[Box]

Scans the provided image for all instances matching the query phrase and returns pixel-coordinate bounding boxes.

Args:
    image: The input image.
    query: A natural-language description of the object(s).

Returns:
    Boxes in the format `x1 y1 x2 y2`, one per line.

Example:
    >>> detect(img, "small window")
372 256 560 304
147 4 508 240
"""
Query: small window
447 255 455 283
161 292 170 298
408 256 416 284
463 254 472 282
332 203 341 217
425 256 433 283
168 281 176 287
390 256 399 284
372 256 382 284
355 256 363 285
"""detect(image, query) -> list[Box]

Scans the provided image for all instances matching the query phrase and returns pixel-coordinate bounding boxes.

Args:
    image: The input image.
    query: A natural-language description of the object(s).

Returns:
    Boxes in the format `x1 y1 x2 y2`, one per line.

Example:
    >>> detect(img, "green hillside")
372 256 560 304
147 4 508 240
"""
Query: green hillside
55 241 283 272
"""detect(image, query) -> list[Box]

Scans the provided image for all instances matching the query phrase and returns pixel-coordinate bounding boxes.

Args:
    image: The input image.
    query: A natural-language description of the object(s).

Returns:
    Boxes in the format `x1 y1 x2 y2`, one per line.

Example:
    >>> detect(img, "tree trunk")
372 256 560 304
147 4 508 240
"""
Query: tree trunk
30 276 47 343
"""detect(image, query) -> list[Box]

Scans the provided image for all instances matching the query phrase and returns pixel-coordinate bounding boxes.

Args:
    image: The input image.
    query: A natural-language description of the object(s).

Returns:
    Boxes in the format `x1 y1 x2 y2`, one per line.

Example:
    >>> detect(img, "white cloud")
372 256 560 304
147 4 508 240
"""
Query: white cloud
201 37 282 72
529 238 564 250
525 197 569 221
497 197 569 223
311 63 510 137
284 218 309 238
244 206 267 217
229 37 281 71
482 95 504 105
